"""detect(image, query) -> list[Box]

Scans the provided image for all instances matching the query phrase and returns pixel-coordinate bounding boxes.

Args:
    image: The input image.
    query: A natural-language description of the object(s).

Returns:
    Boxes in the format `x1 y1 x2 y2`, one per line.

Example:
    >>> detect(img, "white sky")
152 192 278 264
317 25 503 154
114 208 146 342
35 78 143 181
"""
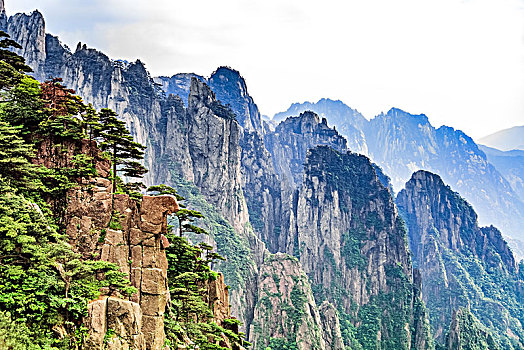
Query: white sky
8 0 524 139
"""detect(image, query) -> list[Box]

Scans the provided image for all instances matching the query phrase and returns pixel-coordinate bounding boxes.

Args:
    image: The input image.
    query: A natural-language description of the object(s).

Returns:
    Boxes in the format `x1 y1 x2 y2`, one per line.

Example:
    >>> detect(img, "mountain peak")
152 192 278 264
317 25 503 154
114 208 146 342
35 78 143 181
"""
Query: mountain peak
0 0 5 14
384 107 430 125
411 169 443 183
210 66 247 91
211 65 241 77
479 125 524 151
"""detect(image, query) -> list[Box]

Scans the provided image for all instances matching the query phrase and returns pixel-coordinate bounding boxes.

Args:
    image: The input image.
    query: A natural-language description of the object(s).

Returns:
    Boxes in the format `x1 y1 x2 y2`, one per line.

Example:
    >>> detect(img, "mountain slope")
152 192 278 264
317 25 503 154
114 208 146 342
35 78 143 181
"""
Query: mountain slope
397 170 523 348
273 98 368 154
367 109 524 241
479 145 524 203
273 100 524 241
285 146 432 349
479 126 524 151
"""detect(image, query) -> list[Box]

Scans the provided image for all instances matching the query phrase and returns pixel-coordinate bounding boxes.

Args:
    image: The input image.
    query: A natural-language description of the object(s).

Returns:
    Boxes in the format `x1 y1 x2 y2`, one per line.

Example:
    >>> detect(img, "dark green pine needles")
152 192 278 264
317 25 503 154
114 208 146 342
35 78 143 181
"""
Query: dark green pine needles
98 108 147 193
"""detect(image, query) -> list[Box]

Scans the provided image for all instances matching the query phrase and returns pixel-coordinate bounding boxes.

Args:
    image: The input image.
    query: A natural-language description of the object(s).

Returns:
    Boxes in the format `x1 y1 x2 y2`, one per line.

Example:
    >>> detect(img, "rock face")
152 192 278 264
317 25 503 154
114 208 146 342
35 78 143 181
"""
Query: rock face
273 98 368 154
249 253 326 350
187 77 249 232
397 170 523 348
61 145 177 349
153 73 206 106
445 308 500 350
6 10 46 75
285 146 431 349
207 67 284 255
318 301 345 350
85 297 146 350
209 67 263 134
265 111 347 188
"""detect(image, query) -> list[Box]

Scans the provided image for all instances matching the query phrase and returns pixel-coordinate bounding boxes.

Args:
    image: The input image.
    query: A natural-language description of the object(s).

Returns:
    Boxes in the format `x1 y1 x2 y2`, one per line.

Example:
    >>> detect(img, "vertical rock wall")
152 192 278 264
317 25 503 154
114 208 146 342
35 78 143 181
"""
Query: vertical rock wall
249 253 326 350
62 146 178 349
397 170 523 347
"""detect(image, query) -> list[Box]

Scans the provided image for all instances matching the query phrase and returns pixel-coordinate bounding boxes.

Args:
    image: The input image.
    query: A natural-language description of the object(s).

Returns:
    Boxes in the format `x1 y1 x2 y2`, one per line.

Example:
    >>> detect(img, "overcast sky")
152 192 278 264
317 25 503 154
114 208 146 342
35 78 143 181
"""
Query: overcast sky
8 0 524 139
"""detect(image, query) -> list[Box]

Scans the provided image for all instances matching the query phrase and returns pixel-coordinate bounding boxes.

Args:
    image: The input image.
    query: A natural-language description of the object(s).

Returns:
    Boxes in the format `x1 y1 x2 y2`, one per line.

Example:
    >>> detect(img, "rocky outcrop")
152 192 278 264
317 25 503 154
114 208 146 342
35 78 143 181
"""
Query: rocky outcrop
6 9 46 76
209 67 263 135
285 146 431 349
64 149 178 349
265 111 347 188
249 253 326 350
187 77 249 232
318 301 345 350
445 308 500 350
30 134 178 349
397 170 523 347
272 98 368 154
85 297 146 350
207 66 285 255
153 73 206 106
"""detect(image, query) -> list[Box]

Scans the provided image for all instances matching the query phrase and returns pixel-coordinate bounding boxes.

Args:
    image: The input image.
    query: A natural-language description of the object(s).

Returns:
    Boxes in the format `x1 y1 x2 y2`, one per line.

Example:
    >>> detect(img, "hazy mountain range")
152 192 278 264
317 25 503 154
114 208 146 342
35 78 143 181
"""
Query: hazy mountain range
479 126 524 151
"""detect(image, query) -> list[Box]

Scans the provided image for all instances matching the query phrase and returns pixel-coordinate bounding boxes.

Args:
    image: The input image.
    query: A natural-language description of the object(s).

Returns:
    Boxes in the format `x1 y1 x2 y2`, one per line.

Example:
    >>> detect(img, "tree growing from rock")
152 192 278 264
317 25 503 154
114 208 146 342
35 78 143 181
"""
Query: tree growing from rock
98 108 147 194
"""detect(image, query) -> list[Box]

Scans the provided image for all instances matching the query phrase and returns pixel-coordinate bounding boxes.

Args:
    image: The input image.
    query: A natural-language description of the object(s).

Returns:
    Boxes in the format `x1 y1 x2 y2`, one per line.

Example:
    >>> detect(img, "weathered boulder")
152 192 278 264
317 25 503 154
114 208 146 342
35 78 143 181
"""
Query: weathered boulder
84 297 146 350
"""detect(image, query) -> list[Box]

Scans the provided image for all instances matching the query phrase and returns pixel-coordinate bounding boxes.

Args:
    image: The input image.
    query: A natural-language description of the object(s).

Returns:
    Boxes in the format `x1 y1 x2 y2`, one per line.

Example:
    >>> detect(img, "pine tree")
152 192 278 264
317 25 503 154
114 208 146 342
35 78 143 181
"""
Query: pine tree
0 31 32 91
0 121 42 194
79 103 101 143
98 108 147 194
40 78 84 118
39 78 85 141
1 75 45 135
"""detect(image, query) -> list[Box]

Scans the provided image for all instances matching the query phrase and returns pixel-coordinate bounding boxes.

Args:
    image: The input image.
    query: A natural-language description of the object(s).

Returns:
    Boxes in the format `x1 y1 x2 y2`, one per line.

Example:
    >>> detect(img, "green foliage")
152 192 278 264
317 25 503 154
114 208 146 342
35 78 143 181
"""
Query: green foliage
0 31 32 91
0 310 40 350
0 35 138 347
342 226 367 270
0 187 134 348
445 308 500 350
163 193 247 349
103 328 116 345
109 211 123 230
1 75 45 134
98 108 147 194
147 184 184 201
0 121 44 194
265 337 298 350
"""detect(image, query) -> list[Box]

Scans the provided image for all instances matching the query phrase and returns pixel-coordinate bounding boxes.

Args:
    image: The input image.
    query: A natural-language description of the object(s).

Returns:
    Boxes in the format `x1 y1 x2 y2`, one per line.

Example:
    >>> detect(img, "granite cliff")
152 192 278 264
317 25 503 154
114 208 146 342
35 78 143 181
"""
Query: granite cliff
397 170 523 348
281 146 433 349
